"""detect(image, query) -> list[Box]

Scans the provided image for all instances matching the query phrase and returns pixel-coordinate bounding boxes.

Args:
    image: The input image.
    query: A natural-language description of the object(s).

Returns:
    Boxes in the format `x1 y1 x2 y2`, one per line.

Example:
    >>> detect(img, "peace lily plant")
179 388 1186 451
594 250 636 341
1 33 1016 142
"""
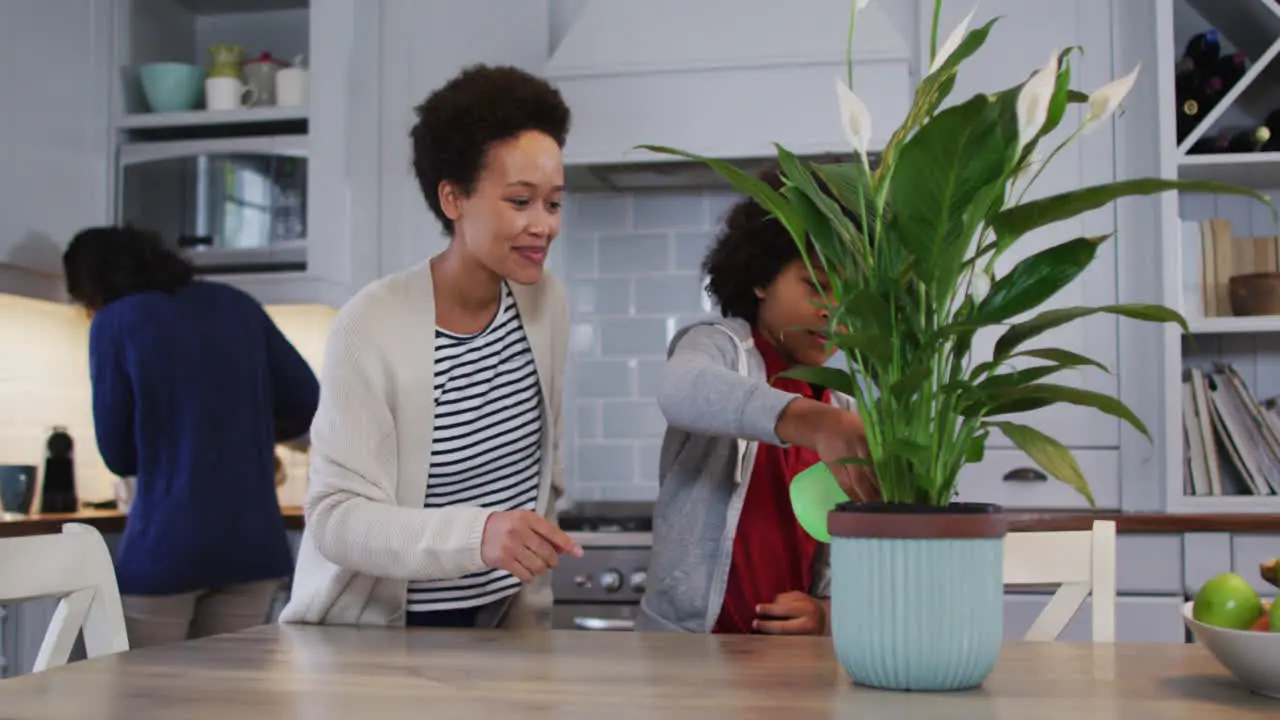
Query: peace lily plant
640 0 1272 512
641 0 1274 692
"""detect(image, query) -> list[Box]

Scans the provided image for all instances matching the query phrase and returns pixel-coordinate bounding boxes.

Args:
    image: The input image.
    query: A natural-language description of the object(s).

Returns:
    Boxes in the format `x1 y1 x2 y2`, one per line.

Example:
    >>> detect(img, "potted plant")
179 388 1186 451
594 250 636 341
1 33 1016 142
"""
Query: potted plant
639 0 1273 693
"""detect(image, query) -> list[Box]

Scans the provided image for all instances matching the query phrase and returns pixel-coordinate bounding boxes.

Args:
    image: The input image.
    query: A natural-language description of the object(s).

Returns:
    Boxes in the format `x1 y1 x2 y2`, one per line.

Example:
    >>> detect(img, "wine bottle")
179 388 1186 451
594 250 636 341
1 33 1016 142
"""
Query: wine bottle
1177 76 1225 142
1176 30 1221 76
1215 52 1249 93
1227 126 1270 152
1190 132 1230 154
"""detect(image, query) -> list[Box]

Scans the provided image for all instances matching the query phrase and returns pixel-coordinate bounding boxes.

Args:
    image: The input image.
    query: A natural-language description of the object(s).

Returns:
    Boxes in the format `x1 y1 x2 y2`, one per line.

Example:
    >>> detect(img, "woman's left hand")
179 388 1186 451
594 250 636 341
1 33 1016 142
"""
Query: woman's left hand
754 591 826 635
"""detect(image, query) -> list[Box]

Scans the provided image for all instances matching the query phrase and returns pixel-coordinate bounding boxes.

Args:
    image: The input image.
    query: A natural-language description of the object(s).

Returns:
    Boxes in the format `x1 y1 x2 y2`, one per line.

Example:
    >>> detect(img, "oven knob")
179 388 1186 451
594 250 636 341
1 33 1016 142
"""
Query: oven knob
629 571 647 593
597 570 623 592
573 574 591 588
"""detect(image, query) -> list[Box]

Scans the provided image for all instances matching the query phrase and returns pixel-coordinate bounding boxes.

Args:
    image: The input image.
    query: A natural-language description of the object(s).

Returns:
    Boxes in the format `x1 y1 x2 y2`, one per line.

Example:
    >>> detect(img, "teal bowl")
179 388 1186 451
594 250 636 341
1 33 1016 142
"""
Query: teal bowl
138 62 204 113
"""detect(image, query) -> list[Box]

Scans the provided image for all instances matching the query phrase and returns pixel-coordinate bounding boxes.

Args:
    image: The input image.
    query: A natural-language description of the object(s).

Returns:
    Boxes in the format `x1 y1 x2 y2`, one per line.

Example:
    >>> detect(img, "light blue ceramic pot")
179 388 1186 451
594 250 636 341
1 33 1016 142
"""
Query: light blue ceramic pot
827 503 1007 692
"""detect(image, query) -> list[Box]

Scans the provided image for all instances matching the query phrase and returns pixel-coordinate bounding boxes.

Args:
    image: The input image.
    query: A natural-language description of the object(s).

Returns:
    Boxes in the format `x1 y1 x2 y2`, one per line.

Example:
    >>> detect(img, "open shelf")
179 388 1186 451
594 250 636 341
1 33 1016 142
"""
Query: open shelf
1179 150 1280 185
115 105 307 130
1166 493 1280 514
1187 315 1280 334
1183 0 1280 60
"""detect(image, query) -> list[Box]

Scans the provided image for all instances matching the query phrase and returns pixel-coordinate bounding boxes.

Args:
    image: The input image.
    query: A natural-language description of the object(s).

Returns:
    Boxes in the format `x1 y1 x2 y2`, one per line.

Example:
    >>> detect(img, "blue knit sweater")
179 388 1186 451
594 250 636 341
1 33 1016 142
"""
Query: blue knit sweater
88 280 320 596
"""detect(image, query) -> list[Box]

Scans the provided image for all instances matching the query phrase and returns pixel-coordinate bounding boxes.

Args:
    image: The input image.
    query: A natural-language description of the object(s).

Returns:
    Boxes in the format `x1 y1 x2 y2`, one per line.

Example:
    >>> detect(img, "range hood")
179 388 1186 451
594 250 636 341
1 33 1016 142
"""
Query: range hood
548 0 914 190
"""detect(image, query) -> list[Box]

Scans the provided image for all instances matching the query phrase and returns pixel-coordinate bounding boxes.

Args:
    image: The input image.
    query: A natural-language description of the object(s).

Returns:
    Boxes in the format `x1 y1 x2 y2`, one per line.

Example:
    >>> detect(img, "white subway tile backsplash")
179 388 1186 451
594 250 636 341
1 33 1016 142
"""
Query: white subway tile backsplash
558 187 745 502
633 192 708 230
674 230 715 272
574 359 633 399
633 273 707 315
597 232 672 274
601 400 666 440
570 279 633 316
600 318 669 357
576 442 635 484
635 359 664 398
570 193 631 233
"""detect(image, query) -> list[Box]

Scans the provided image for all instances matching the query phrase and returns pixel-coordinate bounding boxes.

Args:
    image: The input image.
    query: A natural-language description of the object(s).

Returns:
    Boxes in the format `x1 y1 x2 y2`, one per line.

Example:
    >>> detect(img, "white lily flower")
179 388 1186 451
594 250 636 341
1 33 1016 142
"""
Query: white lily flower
969 269 992 304
929 6 977 75
1083 64 1139 132
835 77 873 156
1016 51 1060 150
855 0 872 8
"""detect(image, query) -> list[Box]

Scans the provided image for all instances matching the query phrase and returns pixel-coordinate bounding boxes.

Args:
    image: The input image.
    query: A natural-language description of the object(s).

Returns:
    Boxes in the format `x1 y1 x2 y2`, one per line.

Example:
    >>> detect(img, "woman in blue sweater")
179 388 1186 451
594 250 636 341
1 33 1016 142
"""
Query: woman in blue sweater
62 226 320 648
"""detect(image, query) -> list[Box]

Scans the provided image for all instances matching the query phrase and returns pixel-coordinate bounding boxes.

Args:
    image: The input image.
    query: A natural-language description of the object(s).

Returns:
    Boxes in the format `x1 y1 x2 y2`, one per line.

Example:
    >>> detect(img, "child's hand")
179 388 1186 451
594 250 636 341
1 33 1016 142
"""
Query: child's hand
754 591 827 635
813 411 880 504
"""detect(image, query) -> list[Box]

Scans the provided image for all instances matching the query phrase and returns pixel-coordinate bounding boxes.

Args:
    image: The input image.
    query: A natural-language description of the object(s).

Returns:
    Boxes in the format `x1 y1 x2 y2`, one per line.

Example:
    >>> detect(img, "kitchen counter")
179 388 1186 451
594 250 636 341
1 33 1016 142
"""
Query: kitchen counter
0 624 1274 718
0 507 1277 539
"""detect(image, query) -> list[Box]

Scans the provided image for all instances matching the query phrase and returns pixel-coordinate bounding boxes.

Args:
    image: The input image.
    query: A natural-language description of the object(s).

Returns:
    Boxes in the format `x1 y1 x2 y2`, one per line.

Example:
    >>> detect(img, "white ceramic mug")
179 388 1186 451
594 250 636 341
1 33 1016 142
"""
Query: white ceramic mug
205 77 257 110
275 67 307 107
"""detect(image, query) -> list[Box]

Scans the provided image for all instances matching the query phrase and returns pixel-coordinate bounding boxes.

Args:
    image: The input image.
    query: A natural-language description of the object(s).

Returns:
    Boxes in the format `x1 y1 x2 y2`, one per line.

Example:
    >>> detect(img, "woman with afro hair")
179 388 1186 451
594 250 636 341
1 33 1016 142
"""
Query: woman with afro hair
637 168 879 636
281 64 582 630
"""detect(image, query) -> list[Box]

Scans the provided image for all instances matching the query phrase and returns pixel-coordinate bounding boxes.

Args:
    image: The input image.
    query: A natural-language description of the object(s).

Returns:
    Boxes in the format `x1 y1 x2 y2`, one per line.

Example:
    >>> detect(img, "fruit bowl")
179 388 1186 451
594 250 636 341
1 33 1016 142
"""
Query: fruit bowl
1182 600 1280 699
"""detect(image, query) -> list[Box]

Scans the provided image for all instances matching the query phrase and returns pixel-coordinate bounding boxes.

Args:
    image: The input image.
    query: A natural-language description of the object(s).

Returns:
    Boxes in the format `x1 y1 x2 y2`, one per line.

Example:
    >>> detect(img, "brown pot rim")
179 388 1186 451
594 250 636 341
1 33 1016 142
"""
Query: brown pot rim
828 502 1008 539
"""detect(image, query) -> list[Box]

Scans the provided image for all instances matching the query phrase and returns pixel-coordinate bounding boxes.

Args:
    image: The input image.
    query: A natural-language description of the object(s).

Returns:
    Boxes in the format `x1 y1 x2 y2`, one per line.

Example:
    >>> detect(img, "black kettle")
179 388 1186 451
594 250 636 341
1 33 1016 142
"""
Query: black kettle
39 426 78 514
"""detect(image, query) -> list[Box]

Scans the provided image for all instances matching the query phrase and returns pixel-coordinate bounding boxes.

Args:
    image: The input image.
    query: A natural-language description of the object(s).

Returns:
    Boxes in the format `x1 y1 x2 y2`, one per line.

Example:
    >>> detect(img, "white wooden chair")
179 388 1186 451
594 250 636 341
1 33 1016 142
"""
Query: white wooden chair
0 523 129 671
1003 519 1117 642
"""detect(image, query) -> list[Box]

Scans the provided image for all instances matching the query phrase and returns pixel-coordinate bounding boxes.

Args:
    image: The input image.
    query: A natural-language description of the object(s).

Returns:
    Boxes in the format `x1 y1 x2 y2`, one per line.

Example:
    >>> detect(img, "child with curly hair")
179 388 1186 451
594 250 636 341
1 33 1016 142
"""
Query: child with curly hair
281 64 582 630
637 170 878 636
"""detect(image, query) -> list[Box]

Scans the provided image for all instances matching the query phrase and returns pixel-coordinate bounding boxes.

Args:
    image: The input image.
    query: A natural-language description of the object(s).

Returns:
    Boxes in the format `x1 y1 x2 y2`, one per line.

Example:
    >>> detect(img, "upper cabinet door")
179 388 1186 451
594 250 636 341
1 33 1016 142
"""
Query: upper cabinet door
927 0 1122 449
377 0 551 276
0 0 113 298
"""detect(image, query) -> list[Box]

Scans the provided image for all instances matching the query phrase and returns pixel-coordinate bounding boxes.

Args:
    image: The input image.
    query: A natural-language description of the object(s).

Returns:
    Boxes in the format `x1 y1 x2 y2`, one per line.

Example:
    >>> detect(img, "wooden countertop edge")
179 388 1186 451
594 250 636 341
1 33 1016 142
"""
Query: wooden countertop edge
1 507 1278 538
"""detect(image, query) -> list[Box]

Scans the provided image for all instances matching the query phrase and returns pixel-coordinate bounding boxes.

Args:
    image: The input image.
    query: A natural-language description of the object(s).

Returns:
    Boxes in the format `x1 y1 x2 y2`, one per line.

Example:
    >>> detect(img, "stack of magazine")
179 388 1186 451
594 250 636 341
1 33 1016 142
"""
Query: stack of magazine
1183 363 1280 496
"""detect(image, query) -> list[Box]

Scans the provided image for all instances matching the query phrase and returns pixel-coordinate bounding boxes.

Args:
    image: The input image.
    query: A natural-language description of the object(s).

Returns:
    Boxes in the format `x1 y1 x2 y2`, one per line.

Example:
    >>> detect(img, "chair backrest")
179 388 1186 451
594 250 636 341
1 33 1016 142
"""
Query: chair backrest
0 523 129 671
1003 519 1117 642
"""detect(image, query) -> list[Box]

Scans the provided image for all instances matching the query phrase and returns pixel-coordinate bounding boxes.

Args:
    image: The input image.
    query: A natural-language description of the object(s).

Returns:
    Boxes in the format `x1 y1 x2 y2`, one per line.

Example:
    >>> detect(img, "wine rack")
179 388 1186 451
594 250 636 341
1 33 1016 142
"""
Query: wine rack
1158 0 1280 513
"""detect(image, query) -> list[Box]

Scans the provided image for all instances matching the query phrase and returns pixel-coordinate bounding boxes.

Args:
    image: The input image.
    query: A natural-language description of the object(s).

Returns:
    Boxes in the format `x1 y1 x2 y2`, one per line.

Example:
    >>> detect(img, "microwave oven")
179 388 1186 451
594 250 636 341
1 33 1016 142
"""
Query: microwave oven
116 134 307 274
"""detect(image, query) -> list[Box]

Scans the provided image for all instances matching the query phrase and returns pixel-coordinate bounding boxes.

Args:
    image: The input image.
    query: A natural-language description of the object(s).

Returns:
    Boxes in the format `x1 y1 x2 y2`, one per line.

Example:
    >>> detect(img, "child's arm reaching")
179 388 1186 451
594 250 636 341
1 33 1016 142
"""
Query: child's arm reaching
659 325 879 501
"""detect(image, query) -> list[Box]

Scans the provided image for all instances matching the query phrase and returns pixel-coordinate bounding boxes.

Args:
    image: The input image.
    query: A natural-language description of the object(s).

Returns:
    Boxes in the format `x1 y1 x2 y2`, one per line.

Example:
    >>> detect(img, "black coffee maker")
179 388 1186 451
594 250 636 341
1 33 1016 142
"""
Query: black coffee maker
39 426 78 514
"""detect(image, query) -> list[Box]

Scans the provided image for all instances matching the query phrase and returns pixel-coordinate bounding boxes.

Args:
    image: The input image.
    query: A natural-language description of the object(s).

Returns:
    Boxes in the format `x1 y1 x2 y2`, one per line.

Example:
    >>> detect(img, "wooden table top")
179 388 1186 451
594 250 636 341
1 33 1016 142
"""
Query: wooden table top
2 506 1279 539
0 625 1275 718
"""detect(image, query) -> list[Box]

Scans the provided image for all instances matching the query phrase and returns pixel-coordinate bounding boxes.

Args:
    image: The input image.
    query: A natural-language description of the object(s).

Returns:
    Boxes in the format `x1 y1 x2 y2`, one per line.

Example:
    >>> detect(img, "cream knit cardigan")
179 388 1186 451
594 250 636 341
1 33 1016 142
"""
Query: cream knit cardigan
278 260 569 628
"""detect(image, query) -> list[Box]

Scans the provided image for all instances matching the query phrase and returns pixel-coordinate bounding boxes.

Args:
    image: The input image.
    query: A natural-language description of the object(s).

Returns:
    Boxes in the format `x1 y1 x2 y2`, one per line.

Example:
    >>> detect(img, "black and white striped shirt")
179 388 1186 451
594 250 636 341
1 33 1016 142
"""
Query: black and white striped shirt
406 283 543 613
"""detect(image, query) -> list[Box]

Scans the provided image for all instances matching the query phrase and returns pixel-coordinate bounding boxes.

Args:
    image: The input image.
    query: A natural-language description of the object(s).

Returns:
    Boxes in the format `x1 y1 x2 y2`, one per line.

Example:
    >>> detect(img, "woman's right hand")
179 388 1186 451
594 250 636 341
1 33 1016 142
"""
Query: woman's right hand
481 510 584 582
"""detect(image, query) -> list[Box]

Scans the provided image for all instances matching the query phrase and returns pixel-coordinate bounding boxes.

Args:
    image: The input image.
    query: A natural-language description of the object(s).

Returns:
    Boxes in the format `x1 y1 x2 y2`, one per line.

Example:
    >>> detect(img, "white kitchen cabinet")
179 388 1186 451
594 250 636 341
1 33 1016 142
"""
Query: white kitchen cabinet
108 0 382 309
1004 593 1188 643
926 0 1122 452
0 0 114 302
376 0 551 275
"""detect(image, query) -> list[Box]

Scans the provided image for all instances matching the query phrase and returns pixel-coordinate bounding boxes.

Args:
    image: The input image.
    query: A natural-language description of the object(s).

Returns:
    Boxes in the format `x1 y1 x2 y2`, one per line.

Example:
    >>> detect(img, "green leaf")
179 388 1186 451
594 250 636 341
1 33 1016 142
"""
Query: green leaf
971 235 1109 324
1012 347 1110 373
1067 89 1089 103
636 145 802 240
975 364 1068 391
776 145 863 246
992 178 1274 254
888 91 1020 292
965 430 989 463
777 366 857 396
994 303 1189 359
985 421 1096 507
982 383 1151 439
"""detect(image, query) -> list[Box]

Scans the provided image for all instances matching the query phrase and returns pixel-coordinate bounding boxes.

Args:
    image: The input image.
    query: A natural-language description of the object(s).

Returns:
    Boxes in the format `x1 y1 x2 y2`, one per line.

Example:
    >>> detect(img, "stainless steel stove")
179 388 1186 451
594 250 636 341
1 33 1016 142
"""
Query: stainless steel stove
551 501 652 631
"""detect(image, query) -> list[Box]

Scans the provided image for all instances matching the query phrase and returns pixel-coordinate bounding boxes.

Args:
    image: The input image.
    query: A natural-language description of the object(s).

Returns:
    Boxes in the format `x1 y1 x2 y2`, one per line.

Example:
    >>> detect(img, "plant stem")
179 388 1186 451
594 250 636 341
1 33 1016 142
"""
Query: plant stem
847 1 858 89
930 0 944 65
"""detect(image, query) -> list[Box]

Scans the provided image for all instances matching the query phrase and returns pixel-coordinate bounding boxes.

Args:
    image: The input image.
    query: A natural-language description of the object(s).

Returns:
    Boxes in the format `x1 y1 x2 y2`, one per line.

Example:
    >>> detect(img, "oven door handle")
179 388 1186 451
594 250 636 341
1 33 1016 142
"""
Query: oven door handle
572 616 635 631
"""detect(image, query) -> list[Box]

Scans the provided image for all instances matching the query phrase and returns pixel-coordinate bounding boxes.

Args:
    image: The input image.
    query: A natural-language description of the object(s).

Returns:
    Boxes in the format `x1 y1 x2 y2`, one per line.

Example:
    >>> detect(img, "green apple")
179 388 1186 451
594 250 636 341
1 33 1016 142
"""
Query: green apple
1271 597 1280 633
1194 572 1263 630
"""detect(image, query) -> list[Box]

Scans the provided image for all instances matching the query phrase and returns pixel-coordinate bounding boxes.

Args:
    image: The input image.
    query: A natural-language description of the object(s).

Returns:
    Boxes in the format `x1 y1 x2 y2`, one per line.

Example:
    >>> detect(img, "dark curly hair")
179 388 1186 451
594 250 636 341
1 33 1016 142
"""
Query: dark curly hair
63 225 194 311
703 167 868 325
411 64 572 235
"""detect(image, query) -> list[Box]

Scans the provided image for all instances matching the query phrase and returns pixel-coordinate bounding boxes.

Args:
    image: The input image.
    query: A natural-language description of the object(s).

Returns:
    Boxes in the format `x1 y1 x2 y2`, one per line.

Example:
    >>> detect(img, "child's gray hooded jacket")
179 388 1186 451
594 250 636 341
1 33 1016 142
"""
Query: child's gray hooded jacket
635 316 854 633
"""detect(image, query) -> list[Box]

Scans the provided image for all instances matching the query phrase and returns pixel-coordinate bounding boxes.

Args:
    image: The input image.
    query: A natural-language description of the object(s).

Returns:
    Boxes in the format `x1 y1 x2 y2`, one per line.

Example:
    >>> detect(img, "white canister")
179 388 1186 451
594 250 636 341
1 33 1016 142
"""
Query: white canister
205 76 257 110
275 66 307 107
